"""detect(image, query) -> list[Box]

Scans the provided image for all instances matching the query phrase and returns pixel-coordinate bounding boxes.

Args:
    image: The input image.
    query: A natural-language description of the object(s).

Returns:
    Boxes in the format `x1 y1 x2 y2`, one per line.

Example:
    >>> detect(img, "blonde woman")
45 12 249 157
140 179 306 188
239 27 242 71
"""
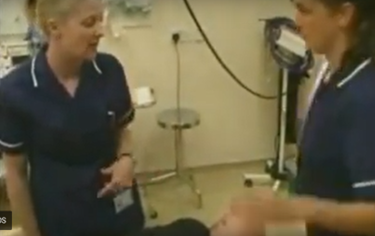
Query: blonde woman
1 1 144 236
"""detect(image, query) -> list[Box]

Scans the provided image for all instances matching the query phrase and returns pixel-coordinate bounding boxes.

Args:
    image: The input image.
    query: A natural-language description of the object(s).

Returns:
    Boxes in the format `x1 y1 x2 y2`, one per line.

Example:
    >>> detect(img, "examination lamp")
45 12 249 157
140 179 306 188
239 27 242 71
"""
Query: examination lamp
275 26 306 58
244 17 313 191
263 17 314 74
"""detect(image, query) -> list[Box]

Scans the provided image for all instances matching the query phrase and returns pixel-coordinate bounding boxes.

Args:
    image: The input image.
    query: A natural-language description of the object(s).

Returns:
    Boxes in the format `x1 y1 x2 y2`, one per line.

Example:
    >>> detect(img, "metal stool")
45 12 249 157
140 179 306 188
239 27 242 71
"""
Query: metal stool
143 108 202 208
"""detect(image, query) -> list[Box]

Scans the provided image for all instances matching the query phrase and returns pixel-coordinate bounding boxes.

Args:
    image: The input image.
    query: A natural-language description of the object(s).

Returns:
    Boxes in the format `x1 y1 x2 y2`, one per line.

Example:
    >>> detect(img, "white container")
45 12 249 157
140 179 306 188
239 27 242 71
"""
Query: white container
133 87 156 108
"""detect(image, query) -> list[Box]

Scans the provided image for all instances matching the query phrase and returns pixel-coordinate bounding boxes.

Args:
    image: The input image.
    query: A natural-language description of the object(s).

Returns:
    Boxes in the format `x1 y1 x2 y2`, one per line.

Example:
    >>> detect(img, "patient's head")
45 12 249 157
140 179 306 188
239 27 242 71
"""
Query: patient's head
211 213 264 236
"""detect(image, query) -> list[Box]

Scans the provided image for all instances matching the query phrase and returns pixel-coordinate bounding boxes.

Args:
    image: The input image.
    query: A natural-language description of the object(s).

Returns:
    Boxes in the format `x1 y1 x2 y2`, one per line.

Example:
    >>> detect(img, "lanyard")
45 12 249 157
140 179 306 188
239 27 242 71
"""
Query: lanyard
307 61 330 111
297 62 330 145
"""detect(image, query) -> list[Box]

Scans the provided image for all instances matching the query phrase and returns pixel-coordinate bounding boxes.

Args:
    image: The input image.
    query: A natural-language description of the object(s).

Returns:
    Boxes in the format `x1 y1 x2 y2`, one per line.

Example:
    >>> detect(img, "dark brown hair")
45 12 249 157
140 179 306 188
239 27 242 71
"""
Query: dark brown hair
320 0 375 70
25 0 37 23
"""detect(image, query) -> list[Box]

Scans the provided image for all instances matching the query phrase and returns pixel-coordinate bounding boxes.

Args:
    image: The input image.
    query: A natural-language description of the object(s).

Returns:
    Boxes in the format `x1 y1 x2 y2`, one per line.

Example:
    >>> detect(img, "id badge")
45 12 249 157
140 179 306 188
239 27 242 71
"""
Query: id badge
113 189 134 213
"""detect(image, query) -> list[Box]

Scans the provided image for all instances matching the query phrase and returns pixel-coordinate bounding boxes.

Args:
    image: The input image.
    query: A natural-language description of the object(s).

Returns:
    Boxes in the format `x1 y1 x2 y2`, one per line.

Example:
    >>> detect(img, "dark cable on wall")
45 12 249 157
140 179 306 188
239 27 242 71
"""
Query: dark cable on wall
182 0 279 99
172 33 182 125
181 0 314 100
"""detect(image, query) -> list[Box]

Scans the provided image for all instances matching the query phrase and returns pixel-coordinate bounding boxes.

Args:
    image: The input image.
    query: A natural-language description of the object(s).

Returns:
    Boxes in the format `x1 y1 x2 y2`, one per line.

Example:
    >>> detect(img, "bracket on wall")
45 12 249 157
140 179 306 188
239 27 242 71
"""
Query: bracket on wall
108 0 152 15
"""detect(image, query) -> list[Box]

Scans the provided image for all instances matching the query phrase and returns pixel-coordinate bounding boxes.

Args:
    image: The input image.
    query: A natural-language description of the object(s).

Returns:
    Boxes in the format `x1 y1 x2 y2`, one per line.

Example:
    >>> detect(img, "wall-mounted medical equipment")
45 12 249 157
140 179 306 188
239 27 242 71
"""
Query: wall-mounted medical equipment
108 0 152 14
262 17 314 74
123 0 152 13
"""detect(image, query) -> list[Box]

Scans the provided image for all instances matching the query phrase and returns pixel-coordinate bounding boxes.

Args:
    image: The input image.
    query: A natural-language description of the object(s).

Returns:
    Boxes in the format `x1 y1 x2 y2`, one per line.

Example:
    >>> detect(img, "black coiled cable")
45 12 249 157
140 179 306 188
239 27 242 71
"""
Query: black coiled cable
182 0 314 98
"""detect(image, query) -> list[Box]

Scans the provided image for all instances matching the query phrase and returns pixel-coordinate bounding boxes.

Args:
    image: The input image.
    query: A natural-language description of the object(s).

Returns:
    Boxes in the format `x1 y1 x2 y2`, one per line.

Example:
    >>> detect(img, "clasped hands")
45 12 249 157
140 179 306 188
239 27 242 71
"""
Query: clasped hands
212 188 319 236
97 156 134 198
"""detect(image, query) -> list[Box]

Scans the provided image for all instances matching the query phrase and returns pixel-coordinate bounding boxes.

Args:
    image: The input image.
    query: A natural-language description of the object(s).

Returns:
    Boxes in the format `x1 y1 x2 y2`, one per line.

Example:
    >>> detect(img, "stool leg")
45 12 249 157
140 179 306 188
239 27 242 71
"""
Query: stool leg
174 129 202 208
186 174 203 209
140 186 158 219
174 128 183 175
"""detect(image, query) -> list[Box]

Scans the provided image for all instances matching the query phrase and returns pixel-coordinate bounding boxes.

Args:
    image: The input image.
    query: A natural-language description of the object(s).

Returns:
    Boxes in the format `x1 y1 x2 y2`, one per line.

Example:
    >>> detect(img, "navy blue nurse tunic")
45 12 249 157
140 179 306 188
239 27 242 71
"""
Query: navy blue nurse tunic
0 48 145 236
296 59 375 236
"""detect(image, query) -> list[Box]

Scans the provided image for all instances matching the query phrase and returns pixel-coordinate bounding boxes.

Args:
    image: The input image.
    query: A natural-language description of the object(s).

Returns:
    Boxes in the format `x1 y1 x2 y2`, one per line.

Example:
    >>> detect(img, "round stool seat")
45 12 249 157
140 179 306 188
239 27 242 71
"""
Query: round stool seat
157 108 200 129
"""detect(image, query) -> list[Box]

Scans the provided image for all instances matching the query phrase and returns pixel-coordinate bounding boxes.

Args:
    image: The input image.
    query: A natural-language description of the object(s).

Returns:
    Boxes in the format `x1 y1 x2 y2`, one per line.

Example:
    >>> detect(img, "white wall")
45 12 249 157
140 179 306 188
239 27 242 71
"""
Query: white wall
101 0 302 173
0 0 320 173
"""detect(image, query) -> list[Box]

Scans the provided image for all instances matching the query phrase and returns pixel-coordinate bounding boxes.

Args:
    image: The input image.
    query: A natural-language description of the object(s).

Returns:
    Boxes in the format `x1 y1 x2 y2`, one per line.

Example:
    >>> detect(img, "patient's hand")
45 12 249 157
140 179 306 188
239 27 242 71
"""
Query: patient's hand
210 213 264 236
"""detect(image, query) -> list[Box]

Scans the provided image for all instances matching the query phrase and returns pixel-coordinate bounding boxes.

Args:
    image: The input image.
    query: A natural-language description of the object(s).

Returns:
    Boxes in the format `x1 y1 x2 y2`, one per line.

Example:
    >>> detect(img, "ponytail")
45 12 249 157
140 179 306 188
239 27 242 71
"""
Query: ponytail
368 17 375 61
340 14 375 76
25 0 37 24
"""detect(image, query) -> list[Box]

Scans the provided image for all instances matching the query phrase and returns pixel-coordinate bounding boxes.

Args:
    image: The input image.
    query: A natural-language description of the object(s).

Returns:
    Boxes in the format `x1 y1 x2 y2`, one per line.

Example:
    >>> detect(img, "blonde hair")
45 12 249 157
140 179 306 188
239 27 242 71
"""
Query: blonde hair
32 0 83 35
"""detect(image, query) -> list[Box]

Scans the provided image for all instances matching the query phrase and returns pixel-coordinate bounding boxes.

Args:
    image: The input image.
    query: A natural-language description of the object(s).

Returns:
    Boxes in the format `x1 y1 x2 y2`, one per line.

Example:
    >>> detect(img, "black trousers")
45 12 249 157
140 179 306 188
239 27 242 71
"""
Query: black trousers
88 218 209 236
129 218 210 236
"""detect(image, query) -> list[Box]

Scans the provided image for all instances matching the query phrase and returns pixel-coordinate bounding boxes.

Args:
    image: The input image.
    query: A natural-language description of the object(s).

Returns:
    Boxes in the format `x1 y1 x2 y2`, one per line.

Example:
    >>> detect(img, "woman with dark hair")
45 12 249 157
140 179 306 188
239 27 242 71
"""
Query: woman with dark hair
24 0 37 23
229 0 375 236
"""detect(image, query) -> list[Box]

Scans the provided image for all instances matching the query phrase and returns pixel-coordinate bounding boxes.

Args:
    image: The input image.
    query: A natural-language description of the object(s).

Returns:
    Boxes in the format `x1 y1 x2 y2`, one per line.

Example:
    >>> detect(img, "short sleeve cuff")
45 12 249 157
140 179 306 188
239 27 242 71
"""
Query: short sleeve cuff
0 138 24 153
117 107 135 127
352 180 375 200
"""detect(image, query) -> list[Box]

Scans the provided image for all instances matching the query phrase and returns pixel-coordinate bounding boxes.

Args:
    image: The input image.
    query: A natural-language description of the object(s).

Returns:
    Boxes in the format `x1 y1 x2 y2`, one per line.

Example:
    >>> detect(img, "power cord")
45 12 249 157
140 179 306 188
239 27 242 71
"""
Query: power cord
172 33 182 124
182 0 314 100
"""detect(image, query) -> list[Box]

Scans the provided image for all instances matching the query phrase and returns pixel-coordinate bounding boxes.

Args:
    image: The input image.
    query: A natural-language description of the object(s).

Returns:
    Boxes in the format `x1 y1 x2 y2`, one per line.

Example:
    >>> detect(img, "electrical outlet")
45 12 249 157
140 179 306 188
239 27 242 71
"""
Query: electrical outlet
169 27 204 44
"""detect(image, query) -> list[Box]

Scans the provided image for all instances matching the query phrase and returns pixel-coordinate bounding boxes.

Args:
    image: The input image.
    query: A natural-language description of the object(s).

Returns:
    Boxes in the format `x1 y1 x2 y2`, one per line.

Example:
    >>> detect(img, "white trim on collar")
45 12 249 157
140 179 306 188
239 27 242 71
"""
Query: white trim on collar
30 55 102 88
337 58 372 87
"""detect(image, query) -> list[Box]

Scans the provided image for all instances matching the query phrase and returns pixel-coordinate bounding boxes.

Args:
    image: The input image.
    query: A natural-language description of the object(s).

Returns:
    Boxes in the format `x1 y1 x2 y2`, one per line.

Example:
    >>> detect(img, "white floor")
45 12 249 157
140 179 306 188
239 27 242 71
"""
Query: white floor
140 162 266 226
1 162 270 227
